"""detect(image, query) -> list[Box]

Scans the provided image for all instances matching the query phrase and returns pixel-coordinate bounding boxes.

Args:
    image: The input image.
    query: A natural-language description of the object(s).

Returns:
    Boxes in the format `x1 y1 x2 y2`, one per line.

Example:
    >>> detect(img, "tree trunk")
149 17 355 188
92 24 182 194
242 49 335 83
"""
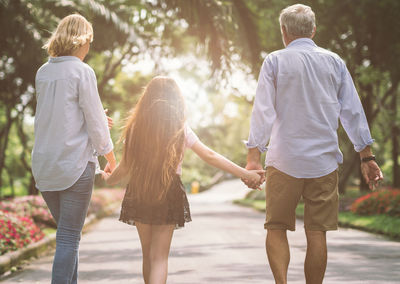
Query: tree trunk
392 89 400 187
0 109 14 194
15 113 39 195
28 175 38 195
393 130 400 187
6 167 15 198
359 165 369 192
339 151 359 194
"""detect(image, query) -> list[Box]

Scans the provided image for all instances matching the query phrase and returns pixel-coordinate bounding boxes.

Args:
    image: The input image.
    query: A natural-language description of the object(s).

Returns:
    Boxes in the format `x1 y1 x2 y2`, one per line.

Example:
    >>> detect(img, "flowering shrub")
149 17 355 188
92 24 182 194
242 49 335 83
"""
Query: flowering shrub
0 188 123 256
0 210 45 255
0 196 56 228
351 189 400 217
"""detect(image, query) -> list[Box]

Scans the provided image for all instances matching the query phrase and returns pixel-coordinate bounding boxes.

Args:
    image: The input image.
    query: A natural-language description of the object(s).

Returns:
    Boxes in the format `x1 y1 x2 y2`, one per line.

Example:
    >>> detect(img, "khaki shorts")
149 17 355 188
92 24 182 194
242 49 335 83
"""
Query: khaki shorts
264 167 339 231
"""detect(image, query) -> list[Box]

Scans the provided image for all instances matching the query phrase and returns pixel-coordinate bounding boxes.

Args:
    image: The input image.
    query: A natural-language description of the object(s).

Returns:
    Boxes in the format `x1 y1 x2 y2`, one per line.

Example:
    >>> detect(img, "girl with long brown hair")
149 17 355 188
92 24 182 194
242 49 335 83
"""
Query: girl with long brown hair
103 76 263 284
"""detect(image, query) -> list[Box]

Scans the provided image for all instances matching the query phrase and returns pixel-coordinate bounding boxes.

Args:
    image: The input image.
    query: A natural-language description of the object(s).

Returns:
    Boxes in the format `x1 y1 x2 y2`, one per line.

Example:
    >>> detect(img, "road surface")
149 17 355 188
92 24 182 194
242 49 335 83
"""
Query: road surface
1 179 399 283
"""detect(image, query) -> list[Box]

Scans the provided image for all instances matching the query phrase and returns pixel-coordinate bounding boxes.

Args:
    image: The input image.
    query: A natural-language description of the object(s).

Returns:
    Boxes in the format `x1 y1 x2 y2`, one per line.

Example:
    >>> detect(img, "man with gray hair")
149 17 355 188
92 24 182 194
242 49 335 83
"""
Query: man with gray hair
244 3 383 284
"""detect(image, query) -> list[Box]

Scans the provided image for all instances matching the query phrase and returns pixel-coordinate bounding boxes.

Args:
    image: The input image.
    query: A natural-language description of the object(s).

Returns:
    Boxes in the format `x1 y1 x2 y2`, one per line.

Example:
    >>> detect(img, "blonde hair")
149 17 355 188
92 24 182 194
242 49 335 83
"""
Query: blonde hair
43 14 93 57
279 4 315 39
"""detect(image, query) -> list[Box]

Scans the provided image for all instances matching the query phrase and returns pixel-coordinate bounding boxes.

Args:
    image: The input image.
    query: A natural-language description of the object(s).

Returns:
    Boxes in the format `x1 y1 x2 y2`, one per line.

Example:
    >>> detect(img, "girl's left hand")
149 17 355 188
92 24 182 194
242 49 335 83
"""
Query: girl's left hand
101 171 111 181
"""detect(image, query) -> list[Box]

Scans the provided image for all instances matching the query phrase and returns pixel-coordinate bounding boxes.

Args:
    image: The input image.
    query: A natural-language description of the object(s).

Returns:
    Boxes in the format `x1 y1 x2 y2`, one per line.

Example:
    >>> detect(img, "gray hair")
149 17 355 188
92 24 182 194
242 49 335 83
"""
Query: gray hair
279 4 315 38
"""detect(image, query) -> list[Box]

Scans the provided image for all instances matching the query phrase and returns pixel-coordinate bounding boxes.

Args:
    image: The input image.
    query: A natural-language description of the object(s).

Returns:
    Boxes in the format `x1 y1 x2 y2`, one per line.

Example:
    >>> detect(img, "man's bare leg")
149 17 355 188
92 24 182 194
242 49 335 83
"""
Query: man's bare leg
266 229 290 284
304 230 327 284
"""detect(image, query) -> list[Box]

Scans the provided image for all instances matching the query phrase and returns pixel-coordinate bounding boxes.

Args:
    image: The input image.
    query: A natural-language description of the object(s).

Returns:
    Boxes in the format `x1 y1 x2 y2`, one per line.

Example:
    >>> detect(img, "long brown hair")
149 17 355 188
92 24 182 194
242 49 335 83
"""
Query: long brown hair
120 76 186 202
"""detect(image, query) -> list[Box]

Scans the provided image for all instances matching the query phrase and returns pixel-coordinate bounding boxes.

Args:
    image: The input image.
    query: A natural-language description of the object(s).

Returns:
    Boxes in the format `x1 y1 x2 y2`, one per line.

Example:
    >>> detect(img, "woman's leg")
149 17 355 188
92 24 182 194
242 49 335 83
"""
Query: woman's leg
50 163 95 284
148 224 175 284
41 191 61 223
136 222 153 283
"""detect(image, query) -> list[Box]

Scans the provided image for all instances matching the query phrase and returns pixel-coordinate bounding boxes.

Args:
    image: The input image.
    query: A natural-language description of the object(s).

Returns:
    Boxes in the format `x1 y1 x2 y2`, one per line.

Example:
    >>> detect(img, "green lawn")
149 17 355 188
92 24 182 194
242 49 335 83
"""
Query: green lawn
338 212 400 239
234 199 400 240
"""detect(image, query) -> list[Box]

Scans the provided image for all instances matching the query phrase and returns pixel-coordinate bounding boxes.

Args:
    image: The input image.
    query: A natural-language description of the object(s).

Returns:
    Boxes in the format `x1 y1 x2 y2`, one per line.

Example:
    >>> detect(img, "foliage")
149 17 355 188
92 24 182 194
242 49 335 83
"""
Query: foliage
0 0 400 197
0 188 124 255
0 210 45 255
0 196 56 228
351 189 400 217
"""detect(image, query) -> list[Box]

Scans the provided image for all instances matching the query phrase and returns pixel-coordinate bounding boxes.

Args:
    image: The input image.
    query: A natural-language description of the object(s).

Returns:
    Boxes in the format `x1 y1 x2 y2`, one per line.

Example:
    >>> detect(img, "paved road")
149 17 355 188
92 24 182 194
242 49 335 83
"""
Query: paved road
2 179 400 283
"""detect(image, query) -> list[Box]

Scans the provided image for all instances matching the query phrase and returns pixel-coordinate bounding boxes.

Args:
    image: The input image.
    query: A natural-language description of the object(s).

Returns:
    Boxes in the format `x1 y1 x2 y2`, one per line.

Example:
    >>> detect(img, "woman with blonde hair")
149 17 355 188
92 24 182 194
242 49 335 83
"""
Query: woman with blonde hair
104 76 264 284
32 14 116 284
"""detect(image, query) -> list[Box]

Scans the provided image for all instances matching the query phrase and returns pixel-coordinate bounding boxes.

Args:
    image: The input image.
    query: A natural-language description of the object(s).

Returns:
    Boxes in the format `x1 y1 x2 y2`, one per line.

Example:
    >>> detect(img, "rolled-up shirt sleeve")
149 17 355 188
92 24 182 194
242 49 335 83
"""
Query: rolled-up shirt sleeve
78 67 113 155
338 62 374 152
246 56 277 153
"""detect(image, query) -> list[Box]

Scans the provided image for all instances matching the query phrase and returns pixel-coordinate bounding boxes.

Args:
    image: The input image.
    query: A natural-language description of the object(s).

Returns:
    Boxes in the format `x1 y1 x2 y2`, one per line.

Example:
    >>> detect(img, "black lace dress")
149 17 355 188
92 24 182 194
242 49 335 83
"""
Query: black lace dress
119 175 192 229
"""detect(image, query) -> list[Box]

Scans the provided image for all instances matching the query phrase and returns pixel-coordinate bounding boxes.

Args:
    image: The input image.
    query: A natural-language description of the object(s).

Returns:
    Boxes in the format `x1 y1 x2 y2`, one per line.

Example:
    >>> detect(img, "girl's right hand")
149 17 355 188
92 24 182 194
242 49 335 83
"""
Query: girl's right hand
243 169 265 190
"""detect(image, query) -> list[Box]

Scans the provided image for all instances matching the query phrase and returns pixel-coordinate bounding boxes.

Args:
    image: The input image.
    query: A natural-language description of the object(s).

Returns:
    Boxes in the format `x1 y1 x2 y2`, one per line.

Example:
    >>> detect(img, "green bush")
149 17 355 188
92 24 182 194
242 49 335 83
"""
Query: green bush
351 189 400 217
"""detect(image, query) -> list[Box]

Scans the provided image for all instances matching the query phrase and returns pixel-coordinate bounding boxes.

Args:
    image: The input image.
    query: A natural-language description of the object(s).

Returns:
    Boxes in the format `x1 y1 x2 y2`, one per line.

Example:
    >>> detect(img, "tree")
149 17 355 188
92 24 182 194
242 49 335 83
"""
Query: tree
0 0 262 194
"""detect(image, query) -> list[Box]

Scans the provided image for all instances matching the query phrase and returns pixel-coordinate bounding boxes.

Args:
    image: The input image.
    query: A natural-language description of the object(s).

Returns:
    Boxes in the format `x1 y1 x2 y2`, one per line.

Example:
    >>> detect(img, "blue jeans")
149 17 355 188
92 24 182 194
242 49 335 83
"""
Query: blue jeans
41 162 95 284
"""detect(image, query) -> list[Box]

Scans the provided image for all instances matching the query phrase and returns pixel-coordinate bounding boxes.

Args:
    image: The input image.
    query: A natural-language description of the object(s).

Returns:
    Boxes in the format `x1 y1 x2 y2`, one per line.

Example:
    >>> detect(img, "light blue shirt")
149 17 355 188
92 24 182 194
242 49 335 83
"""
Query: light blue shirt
32 56 113 191
246 38 373 178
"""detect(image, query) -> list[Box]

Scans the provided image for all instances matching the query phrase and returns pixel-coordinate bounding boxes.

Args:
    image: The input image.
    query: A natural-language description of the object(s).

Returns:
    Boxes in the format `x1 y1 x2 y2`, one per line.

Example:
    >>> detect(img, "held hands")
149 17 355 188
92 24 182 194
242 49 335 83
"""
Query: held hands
361 160 383 190
242 162 266 190
244 169 265 190
101 170 111 181
102 161 116 181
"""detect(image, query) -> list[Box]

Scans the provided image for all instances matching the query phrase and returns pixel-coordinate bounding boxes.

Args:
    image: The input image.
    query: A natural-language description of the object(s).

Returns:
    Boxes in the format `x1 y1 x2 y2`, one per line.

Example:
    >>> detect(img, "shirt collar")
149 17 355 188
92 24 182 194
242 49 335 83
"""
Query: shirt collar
286 38 317 48
49 56 82 63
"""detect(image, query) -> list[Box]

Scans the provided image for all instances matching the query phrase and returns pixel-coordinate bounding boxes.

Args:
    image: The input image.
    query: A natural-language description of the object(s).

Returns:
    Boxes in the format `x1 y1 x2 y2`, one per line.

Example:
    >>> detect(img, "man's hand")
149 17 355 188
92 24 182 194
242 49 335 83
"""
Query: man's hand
359 146 383 190
361 160 383 190
105 109 113 129
243 147 264 189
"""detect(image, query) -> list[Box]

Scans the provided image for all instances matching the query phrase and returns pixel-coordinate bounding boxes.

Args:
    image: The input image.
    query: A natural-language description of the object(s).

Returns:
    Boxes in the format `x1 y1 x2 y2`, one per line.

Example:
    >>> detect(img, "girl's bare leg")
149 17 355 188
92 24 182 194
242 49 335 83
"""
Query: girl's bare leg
149 224 175 284
136 222 152 284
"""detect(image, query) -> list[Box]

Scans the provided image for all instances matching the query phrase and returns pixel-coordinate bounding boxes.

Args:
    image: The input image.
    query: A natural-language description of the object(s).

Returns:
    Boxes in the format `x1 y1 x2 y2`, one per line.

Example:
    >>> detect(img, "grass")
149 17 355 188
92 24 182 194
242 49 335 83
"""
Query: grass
338 212 400 239
42 228 57 236
234 198 400 240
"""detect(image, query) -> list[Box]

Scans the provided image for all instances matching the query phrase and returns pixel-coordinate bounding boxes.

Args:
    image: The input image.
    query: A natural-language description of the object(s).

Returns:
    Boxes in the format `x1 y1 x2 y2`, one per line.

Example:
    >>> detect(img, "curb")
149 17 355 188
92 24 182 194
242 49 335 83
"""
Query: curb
0 203 119 275
0 234 56 275
337 221 400 240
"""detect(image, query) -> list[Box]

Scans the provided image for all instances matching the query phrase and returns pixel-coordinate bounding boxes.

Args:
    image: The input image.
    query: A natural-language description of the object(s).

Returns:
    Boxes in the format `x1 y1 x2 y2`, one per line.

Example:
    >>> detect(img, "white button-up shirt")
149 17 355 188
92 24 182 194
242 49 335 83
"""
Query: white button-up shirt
246 38 373 178
32 56 113 191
